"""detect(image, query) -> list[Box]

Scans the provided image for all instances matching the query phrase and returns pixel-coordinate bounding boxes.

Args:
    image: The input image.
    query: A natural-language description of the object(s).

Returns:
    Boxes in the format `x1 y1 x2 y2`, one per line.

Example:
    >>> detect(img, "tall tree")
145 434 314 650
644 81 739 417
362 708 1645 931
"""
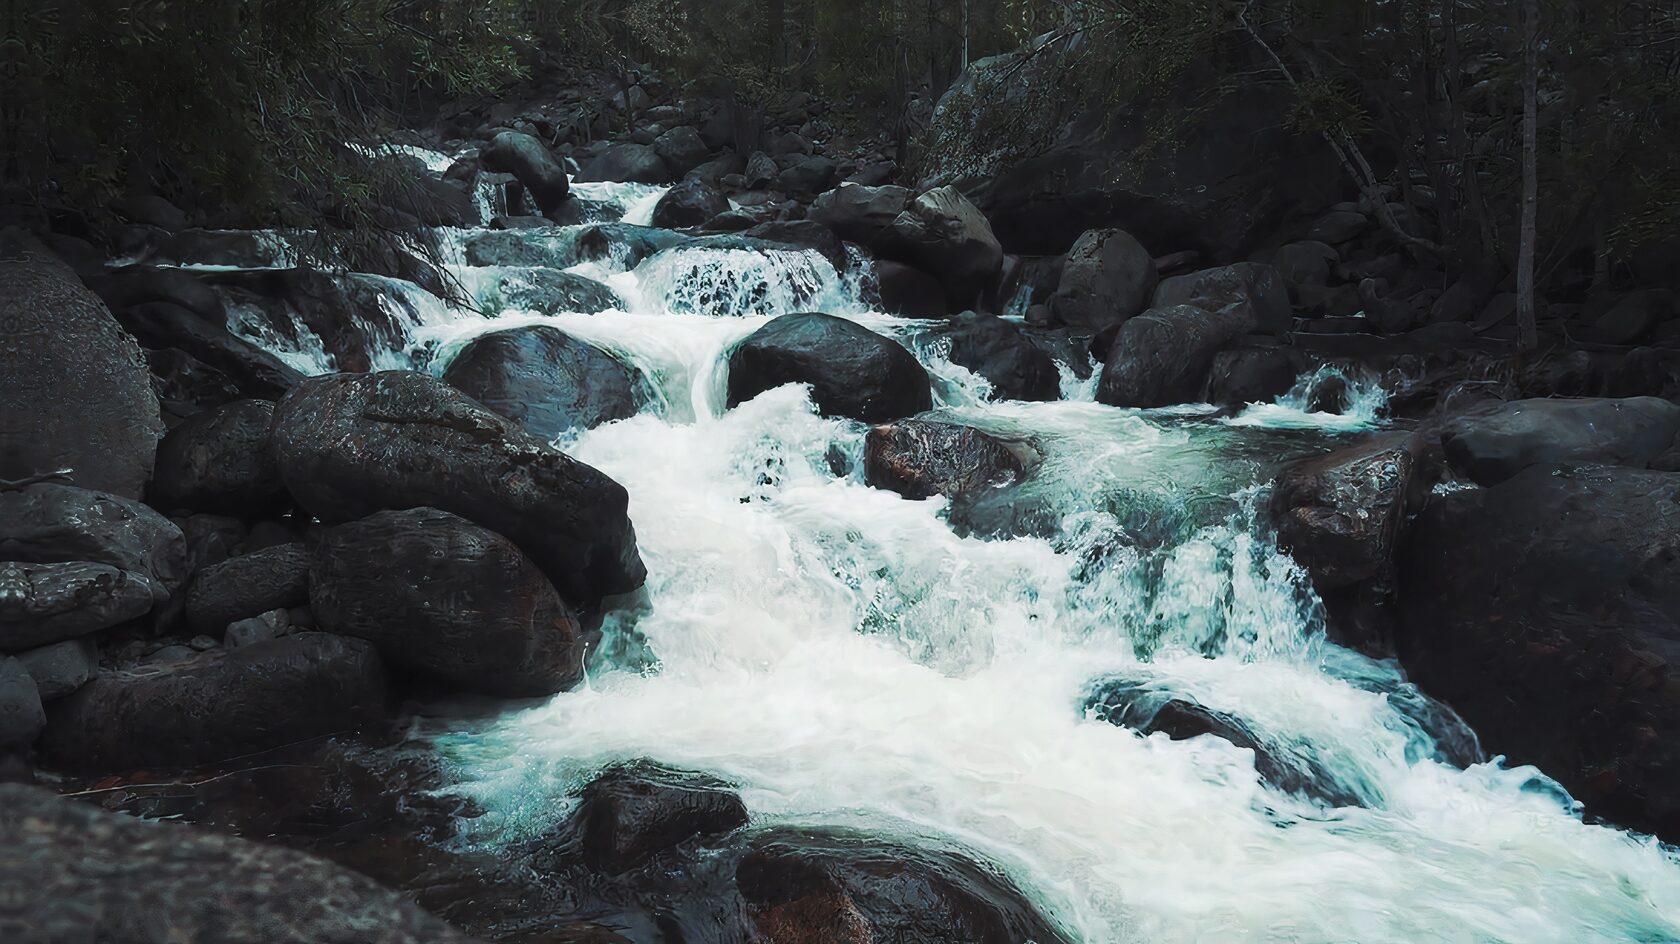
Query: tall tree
1516 0 1541 349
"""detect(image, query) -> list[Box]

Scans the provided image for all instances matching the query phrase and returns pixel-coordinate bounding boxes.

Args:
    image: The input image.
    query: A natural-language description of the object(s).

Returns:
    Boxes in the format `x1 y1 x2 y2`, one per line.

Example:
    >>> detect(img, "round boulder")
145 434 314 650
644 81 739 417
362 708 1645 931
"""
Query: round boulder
183 543 312 636
885 187 1004 307
864 421 1023 501
1049 228 1158 334
652 177 731 229
442 326 643 442
1096 304 1255 408
727 313 932 423
938 312 1061 402
482 131 571 213
149 399 286 517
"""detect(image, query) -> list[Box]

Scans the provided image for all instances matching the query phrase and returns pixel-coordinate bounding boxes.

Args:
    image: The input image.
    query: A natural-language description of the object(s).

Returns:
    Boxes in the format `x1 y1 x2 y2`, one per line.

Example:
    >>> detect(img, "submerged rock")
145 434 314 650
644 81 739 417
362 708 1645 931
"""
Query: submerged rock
1439 396 1680 486
865 420 1023 501
1270 433 1419 592
728 313 932 423
442 325 642 441
269 371 646 606
311 508 586 697
573 761 749 873
478 268 623 315
936 311 1062 402
41 633 387 771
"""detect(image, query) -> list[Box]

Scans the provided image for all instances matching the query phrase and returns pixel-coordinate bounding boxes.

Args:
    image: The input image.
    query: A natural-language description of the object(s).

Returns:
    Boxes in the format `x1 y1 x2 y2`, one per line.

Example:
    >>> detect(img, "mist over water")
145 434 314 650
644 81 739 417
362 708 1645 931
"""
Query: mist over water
222 191 1680 943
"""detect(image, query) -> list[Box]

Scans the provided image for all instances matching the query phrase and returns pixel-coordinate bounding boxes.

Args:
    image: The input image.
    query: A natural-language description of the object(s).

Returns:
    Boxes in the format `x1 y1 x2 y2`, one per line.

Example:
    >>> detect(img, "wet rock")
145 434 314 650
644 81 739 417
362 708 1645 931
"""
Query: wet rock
1096 304 1254 408
1303 371 1353 414
936 311 1061 401
864 421 1023 501
441 326 642 442
225 609 289 649
0 657 45 751
576 142 672 184
1397 465 1680 841
1271 433 1418 592
17 638 98 700
654 126 711 177
0 562 153 651
1206 346 1303 408
478 267 623 315
482 131 570 213
744 151 779 189
0 240 162 499
1088 679 1363 807
742 221 849 274
574 762 749 873
738 829 1073 944
1049 228 1158 334
1440 396 1680 486
40 633 387 771
119 301 305 401
0 484 189 598
809 184 913 245
727 313 932 423
874 260 948 318
269 371 645 606
183 544 311 636
149 399 286 517
1153 262 1292 336
886 186 1004 307
652 177 730 228
311 509 585 697
573 224 692 268
0 783 478 943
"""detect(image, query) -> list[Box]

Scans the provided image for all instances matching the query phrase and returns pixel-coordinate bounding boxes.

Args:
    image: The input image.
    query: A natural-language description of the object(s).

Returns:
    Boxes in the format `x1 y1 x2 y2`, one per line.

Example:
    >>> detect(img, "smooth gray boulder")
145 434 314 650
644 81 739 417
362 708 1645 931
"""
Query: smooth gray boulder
1050 228 1158 334
1440 397 1680 485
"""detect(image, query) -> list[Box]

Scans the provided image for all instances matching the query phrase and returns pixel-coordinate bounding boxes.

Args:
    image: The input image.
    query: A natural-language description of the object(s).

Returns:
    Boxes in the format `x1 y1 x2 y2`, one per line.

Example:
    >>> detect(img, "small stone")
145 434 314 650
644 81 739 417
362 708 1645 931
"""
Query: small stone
145 645 197 665
226 609 289 649
188 635 219 652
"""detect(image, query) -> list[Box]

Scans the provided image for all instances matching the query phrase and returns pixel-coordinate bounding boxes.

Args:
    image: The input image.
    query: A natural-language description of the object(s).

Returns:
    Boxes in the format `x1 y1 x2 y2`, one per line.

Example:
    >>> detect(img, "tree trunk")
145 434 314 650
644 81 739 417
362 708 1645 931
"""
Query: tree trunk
1516 0 1540 350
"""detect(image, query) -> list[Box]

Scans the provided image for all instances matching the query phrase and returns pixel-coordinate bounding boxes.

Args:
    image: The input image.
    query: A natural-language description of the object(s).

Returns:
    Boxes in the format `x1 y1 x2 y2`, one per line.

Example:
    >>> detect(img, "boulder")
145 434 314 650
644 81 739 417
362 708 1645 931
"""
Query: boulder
727 314 932 423
744 151 779 189
478 268 623 315
1049 228 1158 333
864 421 1023 501
742 221 849 274
1096 304 1254 408
937 312 1061 401
886 186 1004 307
1397 465 1680 841
1152 262 1292 336
1440 396 1680 486
183 543 312 636
481 131 570 213
0 784 479 943
0 562 156 651
311 509 586 697
1306 210 1370 245
573 761 748 873
441 326 642 442
809 184 914 245
1270 434 1418 592
738 829 1072 944
654 126 711 177
920 39 1338 258
119 301 305 400
652 177 730 229
0 657 45 751
1595 289 1674 345
224 609 289 649
776 156 839 194
1205 346 1303 407
1271 240 1339 291
575 143 672 184
268 371 645 606
0 484 189 598
0 239 163 499
149 399 286 517
41 633 387 771
17 638 98 700
874 260 948 318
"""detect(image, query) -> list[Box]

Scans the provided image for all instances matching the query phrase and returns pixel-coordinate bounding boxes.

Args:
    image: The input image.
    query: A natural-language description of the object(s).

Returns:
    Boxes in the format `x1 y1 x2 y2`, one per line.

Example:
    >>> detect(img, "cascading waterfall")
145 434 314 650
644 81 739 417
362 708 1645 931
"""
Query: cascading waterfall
219 181 1680 943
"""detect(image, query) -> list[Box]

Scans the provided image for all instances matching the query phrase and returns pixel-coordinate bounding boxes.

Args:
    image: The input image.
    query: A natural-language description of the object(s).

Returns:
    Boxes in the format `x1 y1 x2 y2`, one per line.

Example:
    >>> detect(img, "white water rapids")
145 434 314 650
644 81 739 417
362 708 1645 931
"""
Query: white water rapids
215 191 1680 942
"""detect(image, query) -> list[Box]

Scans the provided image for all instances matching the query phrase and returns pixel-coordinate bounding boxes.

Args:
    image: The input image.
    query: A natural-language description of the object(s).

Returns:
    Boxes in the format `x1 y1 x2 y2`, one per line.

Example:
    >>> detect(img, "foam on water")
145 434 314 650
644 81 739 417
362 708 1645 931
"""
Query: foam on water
1226 363 1390 432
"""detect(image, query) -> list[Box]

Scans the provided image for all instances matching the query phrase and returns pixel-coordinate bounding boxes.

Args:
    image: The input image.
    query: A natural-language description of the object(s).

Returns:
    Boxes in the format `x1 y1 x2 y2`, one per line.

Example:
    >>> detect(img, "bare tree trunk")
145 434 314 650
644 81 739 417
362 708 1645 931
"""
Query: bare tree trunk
1516 0 1540 350
961 0 971 71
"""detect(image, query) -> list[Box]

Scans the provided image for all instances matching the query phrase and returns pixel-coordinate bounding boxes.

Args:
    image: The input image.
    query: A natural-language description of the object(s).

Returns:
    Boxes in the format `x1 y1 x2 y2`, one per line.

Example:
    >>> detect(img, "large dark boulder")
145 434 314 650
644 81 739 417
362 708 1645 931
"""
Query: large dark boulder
864 421 1023 501
268 371 645 606
482 131 570 213
119 301 304 400
1 562 158 651
1440 396 1680 486
40 633 387 771
937 312 1061 402
572 761 749 873
653 126 711 177
652 177 730 229
884 187 1004 307
149 399 286 517
311 508 585 697
1049 228 1158 333
1397 465 1680 841
921 37 1339 258
1205 346 1303 408
874 260 948 318
1096 304 1253 408
0 784 479 943
1270 433 1418 592
809 184 914 245
1152 262 1292 336
576 143 673 184
0 239 162 499
442 326 642 442
0 484 189 600
727 314 932 423
183 544 311 636
738 829 1073 944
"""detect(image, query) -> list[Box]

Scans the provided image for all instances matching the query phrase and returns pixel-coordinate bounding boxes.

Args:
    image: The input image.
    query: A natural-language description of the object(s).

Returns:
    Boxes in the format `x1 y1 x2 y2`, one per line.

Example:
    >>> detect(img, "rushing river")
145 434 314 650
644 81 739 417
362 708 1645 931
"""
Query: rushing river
215 170 1680 943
